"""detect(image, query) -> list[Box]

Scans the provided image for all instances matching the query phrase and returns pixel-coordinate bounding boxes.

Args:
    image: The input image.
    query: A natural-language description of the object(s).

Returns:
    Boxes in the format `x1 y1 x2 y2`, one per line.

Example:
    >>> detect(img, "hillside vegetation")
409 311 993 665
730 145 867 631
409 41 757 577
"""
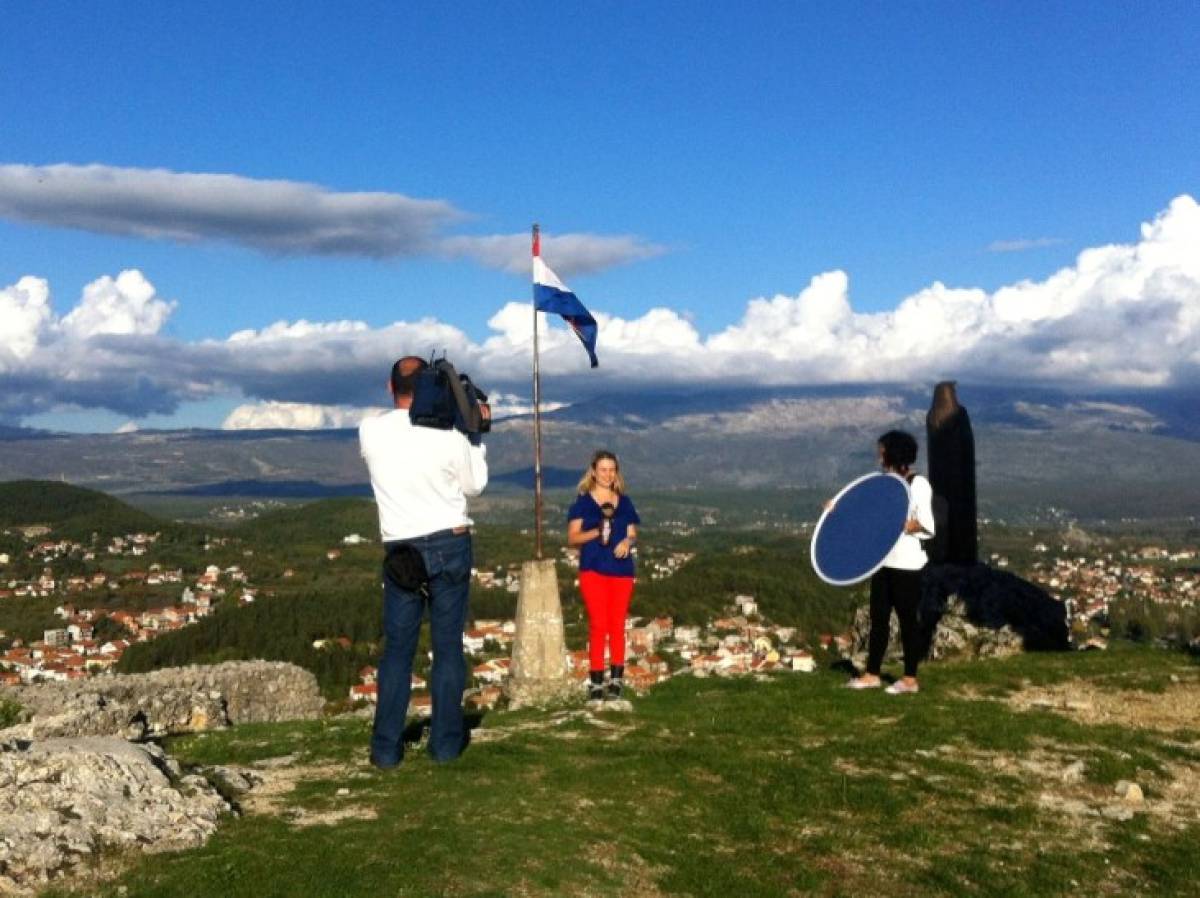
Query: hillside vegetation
47 644 1200 898
0 480 163 539
118 517 859 698
635 539 859 635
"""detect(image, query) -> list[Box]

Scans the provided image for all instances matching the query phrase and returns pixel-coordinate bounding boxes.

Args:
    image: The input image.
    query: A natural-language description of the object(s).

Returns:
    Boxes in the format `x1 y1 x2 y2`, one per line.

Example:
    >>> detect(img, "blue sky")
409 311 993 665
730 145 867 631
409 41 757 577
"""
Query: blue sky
1 1 1198 430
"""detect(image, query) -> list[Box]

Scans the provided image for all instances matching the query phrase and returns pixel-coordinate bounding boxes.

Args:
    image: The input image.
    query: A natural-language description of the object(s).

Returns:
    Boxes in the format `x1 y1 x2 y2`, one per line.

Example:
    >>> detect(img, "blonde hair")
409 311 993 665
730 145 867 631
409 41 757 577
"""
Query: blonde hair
577 449 626 495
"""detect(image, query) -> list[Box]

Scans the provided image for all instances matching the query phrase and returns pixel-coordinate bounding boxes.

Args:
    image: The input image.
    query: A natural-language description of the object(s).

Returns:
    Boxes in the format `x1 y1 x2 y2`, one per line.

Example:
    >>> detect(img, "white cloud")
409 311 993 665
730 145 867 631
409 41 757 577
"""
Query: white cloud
3 194 1199 426
222 401 384 430
0 275 53 367
114 421 139 434
693 195 1200 388
487 392 569 419
0 163 459 258
987 237 1066 253
219 393 569 429
60 269 174 338
0 163 663 274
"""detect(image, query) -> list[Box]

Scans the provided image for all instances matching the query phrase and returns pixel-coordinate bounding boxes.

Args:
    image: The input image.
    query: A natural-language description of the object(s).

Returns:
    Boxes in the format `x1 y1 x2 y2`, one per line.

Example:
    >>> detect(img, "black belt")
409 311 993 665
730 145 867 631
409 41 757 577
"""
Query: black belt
385 526 470 547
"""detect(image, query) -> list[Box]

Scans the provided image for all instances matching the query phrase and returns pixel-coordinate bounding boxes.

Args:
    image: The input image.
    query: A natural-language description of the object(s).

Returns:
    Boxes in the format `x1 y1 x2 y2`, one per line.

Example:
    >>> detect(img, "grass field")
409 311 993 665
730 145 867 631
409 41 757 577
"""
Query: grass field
46 643 1200 898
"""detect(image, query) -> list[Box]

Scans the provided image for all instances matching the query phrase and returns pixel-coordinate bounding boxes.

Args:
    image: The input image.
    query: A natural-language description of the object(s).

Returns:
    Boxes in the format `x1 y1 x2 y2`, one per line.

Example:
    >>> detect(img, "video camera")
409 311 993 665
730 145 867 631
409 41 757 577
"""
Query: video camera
409 356 491 446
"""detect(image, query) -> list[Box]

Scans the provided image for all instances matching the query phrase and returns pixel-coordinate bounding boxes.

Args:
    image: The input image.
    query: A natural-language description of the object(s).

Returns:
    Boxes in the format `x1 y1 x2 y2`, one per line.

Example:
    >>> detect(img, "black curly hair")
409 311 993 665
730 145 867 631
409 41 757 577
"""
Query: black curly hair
877 430 918 471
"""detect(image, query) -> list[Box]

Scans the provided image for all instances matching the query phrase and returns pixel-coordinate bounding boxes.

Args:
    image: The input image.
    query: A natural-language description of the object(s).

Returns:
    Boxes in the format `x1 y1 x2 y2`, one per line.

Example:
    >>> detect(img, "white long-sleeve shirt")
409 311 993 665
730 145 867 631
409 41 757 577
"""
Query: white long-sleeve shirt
882 473 935 571
359 410 488 541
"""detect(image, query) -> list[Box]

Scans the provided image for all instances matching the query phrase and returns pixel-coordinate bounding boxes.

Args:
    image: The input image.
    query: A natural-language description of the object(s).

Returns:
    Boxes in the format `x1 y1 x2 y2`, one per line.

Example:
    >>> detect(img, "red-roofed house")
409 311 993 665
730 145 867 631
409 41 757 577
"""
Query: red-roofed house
349 683 378 703
408 694 433 718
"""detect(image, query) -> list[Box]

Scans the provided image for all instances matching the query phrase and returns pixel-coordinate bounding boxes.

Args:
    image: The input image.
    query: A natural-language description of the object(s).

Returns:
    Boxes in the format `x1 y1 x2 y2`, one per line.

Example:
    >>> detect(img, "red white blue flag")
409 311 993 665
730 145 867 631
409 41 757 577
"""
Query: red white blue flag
532 231 599 368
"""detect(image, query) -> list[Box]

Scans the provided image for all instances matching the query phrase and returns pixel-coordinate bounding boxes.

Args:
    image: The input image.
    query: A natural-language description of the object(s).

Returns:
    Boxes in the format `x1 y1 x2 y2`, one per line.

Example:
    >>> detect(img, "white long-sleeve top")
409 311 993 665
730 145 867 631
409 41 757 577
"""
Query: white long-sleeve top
882 473 935 571
359 410 488 541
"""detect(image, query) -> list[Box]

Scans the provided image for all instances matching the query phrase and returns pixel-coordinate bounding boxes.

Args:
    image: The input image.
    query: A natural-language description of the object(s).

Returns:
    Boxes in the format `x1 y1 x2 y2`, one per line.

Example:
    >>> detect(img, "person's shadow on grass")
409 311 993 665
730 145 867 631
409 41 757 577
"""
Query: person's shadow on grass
401 710 487 755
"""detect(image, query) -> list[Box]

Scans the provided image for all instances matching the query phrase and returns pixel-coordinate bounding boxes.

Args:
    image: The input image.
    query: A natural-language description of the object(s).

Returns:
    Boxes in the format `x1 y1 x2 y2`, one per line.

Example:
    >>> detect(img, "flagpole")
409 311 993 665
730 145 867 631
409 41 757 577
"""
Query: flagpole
531 223 544 560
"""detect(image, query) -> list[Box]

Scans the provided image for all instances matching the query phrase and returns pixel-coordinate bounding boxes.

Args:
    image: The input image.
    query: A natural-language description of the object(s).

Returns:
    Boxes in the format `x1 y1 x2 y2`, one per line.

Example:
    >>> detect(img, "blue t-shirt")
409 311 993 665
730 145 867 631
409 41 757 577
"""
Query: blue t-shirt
567 493 641 578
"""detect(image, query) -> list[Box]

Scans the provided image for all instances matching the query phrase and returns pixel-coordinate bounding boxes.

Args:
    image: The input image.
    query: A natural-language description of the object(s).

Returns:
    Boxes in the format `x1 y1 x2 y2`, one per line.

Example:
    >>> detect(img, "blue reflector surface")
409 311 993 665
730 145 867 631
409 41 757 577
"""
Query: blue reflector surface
810 473 910 586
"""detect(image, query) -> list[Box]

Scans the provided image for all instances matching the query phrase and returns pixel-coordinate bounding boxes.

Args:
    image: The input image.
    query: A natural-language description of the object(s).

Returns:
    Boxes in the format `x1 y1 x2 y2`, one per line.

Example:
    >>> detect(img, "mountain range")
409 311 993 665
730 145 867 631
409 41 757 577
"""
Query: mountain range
2 384 1198 523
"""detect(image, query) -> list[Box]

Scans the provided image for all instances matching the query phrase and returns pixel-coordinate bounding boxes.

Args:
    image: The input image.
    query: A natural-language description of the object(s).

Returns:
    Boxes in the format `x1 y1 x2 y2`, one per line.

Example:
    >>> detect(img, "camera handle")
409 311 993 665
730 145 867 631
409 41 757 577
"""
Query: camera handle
438 359 483 436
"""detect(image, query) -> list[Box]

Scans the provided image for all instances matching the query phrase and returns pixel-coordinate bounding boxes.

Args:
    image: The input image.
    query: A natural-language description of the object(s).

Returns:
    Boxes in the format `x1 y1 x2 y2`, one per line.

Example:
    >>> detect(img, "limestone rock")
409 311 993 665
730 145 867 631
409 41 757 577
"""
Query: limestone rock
1114 780 1145 804
205 764 263 796
598 699 633 714
1061 760 1086 784
1 661 323 741
0 736 229 893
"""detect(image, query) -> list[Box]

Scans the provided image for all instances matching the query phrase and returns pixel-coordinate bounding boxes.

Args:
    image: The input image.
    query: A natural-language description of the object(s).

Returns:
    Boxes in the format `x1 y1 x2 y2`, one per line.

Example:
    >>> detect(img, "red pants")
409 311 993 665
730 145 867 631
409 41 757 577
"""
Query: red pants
579 571 635 670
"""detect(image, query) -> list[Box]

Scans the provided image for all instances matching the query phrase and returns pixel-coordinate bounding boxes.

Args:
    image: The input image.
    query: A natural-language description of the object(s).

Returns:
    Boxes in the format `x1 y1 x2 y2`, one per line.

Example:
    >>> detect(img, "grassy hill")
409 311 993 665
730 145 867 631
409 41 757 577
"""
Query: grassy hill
46 643 1200 898
0 480 163 539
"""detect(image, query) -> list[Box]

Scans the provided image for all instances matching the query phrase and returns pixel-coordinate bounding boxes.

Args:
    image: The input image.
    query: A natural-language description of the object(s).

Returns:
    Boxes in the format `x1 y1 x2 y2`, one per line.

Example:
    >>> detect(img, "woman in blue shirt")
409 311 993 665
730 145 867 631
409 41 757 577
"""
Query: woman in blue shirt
567 450 641 703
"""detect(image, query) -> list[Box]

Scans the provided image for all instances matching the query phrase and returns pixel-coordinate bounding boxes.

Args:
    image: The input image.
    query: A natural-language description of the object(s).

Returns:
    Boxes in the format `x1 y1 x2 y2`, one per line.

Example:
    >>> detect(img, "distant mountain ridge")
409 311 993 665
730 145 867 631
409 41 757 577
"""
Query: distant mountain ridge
2 384 1199 520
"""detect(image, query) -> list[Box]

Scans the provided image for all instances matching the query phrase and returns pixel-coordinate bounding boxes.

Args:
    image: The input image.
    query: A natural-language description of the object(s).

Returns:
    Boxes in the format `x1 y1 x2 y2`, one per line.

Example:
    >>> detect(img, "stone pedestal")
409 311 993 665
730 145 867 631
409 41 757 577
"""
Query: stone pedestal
506 559 575 709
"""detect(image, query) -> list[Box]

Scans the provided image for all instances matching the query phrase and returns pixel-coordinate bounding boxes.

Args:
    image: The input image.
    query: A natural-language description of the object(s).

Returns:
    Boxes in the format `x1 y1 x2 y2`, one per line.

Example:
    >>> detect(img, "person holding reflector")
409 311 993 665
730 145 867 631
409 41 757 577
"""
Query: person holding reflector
816 430 935 694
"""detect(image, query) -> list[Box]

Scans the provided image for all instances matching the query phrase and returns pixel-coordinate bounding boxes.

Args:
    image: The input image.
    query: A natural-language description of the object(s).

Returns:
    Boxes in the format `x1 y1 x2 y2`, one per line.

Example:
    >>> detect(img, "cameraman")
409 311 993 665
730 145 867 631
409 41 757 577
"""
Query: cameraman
360 356 489 768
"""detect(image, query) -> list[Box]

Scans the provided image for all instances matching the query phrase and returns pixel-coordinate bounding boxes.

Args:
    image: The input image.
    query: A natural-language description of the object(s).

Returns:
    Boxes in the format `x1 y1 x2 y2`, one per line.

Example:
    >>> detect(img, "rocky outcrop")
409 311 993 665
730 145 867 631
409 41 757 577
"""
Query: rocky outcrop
852 563 1069 665
1 661 323 741
0 662 323 893
0 736 229 893
922 563 1070 652
853 596 1025 665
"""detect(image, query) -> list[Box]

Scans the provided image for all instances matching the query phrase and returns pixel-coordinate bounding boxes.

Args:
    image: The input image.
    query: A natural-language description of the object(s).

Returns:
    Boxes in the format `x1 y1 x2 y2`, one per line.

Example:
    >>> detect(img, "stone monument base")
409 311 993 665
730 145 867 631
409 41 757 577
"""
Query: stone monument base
506 559 577 709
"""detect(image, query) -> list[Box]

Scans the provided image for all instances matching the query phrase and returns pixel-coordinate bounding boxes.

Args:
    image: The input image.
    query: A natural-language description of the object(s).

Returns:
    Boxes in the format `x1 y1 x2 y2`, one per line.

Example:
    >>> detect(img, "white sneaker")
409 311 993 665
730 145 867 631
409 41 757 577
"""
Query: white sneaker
845 677 881 690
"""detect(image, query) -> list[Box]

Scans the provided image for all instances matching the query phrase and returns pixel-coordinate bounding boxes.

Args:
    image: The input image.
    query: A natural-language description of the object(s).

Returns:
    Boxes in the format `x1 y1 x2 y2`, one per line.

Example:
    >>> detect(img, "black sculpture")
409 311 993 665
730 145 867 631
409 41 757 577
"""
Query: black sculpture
926 381 978 566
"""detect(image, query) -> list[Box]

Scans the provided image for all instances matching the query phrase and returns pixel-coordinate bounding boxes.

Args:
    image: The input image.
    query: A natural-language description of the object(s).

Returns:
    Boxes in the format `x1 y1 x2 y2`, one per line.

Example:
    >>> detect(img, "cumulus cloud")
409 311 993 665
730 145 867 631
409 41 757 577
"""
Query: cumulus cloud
486 393 569 419
0 163 663 274
218 394 565 430
0 269 189 421
3 195 1199 426
60 270 174 338
0 276 53 365
222 401 383 430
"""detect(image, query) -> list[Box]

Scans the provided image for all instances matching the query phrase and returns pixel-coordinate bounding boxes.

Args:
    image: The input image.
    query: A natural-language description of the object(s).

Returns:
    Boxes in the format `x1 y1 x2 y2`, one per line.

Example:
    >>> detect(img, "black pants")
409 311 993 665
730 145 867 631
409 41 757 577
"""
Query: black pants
866 567 923 678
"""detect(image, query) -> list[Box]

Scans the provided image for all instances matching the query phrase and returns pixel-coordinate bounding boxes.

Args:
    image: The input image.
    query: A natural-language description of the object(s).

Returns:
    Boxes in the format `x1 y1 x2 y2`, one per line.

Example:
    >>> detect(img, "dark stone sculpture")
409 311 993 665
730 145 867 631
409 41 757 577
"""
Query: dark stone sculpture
926 381 978 566
920 563 1070 652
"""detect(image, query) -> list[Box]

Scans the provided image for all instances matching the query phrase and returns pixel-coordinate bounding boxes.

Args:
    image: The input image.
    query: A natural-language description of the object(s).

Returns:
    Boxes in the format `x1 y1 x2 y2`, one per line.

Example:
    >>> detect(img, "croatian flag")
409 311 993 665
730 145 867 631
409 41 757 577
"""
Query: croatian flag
533 231 599 368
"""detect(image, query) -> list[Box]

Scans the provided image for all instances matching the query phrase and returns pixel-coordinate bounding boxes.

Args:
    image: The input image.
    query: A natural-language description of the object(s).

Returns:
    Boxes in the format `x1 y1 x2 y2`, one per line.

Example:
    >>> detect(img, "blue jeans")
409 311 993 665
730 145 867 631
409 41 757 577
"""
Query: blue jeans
371 529 472 764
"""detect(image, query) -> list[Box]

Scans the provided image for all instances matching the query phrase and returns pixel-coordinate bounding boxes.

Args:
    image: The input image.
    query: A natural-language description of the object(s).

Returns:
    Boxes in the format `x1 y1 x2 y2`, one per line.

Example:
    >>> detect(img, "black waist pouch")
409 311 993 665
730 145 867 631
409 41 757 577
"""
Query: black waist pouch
383 543 430 595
